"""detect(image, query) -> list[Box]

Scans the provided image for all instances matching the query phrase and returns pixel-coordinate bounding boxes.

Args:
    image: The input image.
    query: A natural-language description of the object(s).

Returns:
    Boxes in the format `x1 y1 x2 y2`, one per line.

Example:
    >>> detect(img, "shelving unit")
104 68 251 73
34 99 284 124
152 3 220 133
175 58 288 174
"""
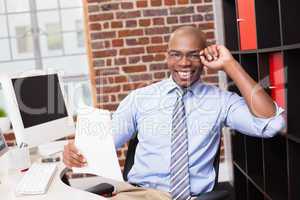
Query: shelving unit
264 135 288 200
233 165 247 200
240 53 258 81
285 49 300 138
280 1 300 45
222 0 239 51
231 131 246 170
245 136 263 188
289 140 300 199
255 0 281 48
222 0 300 199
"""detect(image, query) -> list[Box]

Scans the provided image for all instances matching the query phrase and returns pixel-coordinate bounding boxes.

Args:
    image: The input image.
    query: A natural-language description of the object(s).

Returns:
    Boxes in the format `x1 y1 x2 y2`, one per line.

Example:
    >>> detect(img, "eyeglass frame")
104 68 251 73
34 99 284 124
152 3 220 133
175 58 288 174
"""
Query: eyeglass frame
167 49 201 62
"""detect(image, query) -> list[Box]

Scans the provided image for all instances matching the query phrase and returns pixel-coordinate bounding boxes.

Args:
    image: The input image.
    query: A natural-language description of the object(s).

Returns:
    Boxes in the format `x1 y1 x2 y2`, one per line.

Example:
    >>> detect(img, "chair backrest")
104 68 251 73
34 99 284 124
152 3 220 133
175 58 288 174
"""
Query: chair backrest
213 141 221 188
123 133 139 181
122 133 222 189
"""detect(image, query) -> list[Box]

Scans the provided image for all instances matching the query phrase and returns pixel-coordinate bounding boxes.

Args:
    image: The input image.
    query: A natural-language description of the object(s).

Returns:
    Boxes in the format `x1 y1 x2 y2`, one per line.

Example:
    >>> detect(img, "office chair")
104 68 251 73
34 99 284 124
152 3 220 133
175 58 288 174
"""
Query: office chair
84 133 230 200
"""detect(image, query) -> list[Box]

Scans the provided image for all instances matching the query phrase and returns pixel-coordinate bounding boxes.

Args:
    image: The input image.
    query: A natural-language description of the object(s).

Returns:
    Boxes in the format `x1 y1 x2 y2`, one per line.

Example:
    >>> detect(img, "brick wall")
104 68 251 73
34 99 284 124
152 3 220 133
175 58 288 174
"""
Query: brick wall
83 0 222 170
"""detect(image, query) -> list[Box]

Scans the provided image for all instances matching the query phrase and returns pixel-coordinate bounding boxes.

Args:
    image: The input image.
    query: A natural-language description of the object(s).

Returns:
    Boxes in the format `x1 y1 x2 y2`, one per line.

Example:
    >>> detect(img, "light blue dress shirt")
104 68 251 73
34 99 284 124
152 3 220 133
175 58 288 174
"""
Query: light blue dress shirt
112 77 285 196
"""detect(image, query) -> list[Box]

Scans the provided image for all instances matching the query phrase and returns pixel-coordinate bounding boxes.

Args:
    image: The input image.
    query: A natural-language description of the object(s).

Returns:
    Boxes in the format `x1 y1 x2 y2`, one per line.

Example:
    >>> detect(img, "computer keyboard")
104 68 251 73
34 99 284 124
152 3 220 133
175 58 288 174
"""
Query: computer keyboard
16 162 57 195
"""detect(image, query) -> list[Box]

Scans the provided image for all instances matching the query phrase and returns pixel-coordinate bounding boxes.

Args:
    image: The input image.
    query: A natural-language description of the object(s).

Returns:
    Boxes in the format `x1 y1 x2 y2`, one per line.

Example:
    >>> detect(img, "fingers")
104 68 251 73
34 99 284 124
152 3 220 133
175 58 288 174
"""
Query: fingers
210 45 219 59
200 45 219 62
199 49 213 65
63 140 87 168
63 155 85 168
200 54 210 66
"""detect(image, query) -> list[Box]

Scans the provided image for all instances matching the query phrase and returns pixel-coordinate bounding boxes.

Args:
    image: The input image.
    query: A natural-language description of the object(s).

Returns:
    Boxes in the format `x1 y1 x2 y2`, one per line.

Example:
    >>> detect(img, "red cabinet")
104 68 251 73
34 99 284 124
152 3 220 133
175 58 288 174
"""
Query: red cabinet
269 52 286 109
236 0 257 50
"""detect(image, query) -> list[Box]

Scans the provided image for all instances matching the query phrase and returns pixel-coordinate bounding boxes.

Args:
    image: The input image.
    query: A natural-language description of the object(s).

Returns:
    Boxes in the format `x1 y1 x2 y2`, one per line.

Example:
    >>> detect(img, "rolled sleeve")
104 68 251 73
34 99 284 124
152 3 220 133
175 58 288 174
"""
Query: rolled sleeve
224 92 286 138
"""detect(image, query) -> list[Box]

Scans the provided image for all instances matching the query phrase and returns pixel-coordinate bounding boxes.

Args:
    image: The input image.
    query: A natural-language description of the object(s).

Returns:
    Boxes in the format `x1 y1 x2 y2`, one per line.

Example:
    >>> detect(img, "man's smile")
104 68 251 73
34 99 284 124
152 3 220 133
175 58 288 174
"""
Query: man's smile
175 70 195 80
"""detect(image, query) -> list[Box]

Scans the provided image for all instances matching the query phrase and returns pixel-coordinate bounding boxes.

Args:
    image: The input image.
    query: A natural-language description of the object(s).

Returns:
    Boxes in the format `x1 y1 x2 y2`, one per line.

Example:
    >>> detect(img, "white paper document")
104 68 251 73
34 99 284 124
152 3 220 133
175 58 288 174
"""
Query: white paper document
73 107 123 182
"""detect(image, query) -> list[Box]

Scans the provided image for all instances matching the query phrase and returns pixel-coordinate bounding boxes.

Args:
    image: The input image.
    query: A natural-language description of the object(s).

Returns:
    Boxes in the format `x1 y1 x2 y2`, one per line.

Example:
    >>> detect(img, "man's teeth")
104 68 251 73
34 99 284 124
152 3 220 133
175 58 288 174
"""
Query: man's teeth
178 71 192 79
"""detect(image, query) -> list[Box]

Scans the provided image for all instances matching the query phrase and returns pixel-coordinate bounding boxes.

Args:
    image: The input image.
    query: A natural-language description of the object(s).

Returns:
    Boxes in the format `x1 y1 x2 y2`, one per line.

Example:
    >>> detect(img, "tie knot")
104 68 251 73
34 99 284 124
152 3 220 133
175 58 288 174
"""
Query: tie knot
175 87 187 97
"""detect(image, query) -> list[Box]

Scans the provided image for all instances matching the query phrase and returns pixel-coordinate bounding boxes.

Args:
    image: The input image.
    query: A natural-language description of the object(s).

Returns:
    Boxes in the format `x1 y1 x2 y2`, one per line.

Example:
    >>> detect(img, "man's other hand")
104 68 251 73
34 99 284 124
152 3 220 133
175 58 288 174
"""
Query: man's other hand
199 44 236 71
63 140 87 168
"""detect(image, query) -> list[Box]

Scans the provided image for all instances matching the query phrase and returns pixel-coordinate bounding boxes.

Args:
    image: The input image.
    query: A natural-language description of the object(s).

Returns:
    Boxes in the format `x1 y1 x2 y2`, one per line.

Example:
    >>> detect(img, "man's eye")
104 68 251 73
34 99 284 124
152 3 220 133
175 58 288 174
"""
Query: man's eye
170 53 181 57
188 54 200 59
171 53 180 57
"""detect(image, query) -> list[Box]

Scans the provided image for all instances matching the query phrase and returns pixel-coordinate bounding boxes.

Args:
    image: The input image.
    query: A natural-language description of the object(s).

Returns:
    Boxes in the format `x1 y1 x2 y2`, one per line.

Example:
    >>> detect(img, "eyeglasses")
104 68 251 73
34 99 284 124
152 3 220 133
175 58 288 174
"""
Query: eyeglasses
168 50 201 62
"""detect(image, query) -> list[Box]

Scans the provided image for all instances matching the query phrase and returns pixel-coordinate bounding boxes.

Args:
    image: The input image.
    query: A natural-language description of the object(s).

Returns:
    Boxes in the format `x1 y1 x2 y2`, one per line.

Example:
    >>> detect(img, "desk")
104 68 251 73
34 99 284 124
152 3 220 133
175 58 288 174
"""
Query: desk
0 153 107 200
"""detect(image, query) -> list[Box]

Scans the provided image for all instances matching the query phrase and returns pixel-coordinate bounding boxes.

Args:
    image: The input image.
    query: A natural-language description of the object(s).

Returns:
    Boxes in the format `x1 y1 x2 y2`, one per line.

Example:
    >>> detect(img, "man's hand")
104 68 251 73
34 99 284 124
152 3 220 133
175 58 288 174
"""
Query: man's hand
199 44 236 71
63 140 87 168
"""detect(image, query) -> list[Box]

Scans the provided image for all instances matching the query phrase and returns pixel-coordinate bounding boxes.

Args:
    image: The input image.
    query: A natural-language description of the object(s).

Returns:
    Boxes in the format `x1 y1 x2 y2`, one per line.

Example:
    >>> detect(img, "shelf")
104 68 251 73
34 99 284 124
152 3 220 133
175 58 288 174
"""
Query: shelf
224 0 300 198
234 162 272 200
247 180 265 200
231 132 246 171
233 165 247 200
281 43 300 51
288 140 300 200
286 134 300 144
240 53 258 81
227 54 241 96
280 0 300 45
255 0 281 48
245 136 264 188
285 49 300 139
222 0 239 51
264 135 288 200
231 43 300 54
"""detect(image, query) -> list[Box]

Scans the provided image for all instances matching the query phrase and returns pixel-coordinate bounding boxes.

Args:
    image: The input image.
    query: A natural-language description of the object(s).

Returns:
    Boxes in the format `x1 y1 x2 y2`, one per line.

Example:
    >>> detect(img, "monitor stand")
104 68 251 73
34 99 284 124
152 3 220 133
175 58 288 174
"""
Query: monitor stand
38 140 68 157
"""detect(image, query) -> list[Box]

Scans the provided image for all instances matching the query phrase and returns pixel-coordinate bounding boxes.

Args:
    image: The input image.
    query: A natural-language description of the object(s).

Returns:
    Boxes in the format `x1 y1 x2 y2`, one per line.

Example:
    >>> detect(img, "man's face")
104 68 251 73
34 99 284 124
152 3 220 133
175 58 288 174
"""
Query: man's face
167 35 204 88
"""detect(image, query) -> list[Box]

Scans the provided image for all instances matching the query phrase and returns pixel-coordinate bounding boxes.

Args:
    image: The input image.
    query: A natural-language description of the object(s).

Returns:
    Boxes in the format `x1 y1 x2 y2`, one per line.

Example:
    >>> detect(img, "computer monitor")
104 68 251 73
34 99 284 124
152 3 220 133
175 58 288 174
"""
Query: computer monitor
0 129 8 184
0 129 8 157
0 71 75 147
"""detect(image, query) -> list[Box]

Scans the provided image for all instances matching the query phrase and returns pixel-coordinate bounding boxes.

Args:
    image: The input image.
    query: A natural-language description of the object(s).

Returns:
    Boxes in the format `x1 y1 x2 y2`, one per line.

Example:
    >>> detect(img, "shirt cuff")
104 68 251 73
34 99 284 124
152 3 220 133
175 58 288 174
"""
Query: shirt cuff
252 101 286 137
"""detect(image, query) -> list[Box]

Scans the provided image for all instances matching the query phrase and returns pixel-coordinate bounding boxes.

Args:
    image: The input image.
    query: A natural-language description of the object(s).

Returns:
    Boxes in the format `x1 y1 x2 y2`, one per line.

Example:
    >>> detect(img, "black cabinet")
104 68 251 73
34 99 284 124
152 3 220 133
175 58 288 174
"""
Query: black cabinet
285 49 300 138
222 0 300 199
289 140 300 200
233 165 247 200
281 0 300 45
246 136 263 188
231 132 246 170
255 0 281 48
264 136 288 200
222 0 239 51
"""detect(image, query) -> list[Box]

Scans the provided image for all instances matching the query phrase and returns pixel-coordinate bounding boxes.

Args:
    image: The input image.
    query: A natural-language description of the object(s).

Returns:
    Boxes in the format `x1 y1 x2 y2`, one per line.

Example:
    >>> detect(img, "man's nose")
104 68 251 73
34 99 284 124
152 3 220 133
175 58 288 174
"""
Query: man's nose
178 55 192 66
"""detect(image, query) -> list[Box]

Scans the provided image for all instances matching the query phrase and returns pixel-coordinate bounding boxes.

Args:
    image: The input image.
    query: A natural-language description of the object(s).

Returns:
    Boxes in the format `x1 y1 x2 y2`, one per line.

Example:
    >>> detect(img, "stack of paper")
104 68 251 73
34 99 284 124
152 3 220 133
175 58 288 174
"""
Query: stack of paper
73 107 123 182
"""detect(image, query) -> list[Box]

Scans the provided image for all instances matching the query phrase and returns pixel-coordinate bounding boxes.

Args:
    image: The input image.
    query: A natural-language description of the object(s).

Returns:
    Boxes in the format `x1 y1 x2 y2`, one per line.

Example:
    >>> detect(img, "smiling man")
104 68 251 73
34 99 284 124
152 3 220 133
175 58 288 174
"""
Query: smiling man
167 27 207 88
63 26 285 200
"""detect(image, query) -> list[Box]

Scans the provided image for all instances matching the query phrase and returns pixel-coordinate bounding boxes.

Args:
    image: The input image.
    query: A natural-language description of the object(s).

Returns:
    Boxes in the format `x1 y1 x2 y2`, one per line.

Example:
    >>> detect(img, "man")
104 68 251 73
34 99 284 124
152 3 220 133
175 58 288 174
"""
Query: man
63 26 285 200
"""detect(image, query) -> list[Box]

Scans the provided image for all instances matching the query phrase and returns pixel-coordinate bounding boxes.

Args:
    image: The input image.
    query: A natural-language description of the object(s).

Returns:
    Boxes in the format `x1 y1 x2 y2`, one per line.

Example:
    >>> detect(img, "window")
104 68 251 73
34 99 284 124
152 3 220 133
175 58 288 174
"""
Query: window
75 20 84 48
0 16 8 37
0 0 91 115
15 26 33 53
46 23 62 50
0 39 10 61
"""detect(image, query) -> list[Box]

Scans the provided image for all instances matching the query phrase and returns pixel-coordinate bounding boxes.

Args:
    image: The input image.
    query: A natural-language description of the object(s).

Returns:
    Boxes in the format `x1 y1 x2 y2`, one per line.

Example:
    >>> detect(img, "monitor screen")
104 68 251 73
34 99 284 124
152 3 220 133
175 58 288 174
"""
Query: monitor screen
12 74 68 128
0 130 8 156
0 135 6 151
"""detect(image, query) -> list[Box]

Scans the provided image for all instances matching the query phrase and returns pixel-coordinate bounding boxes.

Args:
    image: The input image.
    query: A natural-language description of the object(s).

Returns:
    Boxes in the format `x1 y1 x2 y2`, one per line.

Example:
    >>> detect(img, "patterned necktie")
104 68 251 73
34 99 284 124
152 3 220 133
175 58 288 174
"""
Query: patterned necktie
170 88 191 200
